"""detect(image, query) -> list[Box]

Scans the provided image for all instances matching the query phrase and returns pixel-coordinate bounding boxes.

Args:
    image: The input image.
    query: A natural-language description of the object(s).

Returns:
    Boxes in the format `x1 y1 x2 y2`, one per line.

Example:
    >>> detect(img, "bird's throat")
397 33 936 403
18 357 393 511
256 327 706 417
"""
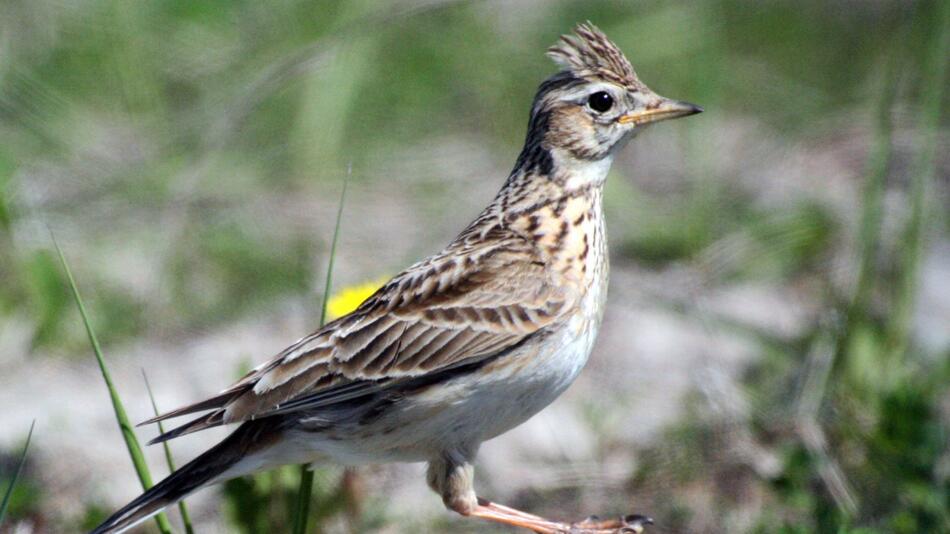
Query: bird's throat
552 151 613 190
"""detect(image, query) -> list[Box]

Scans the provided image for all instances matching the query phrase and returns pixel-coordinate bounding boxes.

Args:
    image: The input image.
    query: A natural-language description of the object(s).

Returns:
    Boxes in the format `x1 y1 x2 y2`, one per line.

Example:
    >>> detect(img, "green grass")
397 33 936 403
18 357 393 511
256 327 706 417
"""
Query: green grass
292 170 349 534
619 3 950 532
54 236 173 534
884 0 950 363
849 15 906 324
0 420 35 528
143 371 195 534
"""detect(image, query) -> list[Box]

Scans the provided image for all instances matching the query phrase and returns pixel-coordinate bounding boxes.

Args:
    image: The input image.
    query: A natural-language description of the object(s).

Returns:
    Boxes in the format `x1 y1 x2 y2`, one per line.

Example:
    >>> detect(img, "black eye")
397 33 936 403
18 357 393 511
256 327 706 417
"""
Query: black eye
587 91 614 113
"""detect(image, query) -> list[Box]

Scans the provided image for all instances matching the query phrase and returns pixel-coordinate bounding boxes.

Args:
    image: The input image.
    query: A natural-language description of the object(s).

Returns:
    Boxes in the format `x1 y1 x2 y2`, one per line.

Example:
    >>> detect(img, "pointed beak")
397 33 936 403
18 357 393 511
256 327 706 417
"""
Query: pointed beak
617 99 703 126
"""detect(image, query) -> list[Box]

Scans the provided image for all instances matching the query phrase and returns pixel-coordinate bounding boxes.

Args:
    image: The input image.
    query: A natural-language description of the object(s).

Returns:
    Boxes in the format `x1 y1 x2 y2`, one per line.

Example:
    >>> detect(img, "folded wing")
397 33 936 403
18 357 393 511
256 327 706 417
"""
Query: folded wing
144 228 575 444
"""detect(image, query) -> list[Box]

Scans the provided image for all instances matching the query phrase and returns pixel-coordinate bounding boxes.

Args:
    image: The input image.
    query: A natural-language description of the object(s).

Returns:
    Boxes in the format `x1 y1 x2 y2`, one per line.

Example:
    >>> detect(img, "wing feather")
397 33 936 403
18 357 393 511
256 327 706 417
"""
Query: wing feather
145 230 577 436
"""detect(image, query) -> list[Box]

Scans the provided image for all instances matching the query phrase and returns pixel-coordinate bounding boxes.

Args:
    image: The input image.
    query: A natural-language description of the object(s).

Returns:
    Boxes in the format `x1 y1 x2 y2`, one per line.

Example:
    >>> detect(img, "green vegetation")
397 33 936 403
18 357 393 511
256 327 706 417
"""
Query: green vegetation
622 3 950 533
293 170 347 534
55 239 174 534
0 421 35 527
143 372 195 534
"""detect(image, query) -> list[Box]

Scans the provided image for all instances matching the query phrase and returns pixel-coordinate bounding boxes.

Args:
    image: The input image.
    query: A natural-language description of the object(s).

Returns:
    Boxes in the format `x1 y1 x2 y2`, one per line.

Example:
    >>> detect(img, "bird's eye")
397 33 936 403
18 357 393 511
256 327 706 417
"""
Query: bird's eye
587 91 614 113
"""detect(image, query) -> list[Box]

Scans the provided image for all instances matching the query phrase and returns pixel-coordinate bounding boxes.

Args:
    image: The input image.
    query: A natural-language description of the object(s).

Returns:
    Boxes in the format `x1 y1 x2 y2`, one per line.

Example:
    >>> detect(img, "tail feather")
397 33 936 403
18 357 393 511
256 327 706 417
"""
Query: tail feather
147 410 226 445
137 382 253 427
91 421 277 534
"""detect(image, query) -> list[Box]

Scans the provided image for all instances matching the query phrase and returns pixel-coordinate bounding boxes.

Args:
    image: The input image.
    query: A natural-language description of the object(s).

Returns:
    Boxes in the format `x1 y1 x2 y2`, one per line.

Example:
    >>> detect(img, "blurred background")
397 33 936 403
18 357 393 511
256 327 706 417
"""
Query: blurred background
1 1 948 533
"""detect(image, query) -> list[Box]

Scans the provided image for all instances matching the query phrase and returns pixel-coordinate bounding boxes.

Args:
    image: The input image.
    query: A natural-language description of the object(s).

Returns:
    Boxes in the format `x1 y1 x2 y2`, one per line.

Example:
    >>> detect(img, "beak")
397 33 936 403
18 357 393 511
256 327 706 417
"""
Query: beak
617 99 703 126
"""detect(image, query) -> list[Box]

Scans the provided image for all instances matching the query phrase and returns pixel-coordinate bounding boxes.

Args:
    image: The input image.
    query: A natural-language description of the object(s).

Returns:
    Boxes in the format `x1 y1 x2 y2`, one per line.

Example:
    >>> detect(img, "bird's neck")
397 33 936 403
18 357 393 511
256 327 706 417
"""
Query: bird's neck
497 147 612 218
488 154 610 284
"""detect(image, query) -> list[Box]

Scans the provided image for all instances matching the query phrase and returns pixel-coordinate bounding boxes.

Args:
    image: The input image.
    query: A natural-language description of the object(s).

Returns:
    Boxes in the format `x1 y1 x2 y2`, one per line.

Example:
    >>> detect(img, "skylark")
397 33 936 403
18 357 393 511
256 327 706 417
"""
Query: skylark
91 23 701 534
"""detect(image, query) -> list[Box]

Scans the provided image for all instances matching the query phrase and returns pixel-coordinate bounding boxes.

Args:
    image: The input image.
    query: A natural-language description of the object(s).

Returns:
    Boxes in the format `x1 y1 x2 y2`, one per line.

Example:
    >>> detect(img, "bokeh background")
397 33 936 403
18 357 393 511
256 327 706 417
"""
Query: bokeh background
1 1 948 533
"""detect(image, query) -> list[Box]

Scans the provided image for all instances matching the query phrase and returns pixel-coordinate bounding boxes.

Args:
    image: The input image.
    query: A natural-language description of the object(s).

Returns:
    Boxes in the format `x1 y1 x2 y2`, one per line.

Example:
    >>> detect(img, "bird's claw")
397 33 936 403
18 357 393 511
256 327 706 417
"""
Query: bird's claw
565 513 653 534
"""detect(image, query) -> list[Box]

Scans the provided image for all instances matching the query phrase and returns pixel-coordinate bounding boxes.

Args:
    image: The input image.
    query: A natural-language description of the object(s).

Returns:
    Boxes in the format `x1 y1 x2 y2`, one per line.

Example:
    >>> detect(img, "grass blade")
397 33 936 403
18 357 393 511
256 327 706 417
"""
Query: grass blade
318 168 349 328
849 18 906 320
886 1 950 361
143 370 195 534
0 420 35 527
292 169 349 534
52 235 173 534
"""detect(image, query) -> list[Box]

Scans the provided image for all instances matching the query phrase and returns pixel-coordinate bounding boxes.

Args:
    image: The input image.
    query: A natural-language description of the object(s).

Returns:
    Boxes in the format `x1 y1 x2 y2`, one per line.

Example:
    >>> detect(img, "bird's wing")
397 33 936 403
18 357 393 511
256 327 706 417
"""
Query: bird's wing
144 227 576 442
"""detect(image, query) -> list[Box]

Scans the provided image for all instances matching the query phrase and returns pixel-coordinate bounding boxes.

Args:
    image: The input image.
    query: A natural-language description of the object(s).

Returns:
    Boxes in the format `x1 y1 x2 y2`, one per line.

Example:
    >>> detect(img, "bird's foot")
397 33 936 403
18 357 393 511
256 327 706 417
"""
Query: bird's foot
566 514 653 534
468 498 652 534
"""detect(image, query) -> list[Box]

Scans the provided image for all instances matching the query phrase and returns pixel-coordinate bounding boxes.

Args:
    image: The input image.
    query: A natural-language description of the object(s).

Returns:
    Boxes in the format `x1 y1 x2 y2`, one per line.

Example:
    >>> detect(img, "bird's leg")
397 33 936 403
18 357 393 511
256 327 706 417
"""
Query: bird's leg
477 498 547 521
427 454 651 534
469 498 568 533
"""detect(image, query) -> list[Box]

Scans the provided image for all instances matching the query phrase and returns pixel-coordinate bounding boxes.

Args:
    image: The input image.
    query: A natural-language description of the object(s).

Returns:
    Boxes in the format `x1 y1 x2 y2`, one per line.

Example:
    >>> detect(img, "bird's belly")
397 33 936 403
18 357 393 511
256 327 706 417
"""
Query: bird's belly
470 320 599 441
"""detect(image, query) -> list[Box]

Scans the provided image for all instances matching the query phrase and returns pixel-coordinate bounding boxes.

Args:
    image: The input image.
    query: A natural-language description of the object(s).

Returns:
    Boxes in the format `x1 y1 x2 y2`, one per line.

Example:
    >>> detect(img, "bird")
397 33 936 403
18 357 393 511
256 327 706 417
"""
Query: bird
91 22 701 534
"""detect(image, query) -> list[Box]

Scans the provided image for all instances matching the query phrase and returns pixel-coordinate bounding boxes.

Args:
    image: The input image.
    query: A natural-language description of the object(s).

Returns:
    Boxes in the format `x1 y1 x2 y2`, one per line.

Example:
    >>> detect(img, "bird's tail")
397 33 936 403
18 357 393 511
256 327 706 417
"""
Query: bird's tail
90 421 281 534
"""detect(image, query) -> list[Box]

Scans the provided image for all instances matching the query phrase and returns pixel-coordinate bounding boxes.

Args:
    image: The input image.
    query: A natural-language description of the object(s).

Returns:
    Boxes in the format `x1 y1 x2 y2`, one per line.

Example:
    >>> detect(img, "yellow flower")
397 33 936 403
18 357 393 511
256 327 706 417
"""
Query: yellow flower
326 277 388 320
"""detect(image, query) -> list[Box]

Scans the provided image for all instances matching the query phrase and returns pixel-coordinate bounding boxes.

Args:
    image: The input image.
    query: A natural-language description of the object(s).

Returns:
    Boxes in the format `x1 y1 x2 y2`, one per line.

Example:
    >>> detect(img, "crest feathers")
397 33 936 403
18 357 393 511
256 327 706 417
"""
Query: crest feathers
547 22 642 90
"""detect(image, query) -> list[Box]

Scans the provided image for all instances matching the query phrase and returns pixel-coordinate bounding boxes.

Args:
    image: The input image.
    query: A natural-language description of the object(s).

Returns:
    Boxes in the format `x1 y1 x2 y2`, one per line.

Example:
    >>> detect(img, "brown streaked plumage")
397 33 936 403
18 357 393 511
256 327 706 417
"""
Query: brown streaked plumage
91 22 700 534
548 24 644 92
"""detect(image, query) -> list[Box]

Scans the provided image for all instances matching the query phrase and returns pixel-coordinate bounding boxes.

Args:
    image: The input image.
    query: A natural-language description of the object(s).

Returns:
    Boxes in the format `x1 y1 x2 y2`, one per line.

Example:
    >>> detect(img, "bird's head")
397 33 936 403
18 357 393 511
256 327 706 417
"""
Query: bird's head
516 23 701 182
